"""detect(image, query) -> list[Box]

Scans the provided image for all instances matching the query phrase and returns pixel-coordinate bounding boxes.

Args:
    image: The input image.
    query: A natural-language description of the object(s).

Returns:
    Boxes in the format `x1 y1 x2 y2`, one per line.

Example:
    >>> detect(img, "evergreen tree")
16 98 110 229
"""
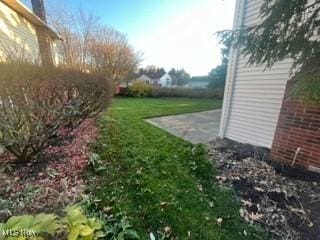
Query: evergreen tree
169 68 191 86
208 41 230 89
218 0 320 74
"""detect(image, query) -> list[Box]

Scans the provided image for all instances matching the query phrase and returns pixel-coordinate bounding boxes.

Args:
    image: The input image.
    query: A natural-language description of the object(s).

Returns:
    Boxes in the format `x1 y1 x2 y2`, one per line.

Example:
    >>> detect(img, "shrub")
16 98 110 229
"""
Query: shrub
0 63 112 163
120 85 224 99
129 80 152 97
150 87 224 99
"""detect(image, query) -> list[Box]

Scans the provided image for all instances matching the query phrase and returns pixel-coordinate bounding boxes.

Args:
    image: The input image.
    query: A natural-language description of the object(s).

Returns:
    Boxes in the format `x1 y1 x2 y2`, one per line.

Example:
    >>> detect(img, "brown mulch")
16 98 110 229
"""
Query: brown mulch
208 139 320 240
0 119 97 220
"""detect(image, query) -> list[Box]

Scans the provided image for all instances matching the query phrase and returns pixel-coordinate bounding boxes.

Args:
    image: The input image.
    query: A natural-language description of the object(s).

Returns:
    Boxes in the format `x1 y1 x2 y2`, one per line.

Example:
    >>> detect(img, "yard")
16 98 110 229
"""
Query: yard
87 97 265 239
1 0 319 239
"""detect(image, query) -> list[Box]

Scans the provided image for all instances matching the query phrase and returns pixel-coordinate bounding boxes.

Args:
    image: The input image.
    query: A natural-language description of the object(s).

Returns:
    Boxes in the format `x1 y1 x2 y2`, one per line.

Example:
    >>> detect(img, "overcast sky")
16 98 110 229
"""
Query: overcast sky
21 0 236 76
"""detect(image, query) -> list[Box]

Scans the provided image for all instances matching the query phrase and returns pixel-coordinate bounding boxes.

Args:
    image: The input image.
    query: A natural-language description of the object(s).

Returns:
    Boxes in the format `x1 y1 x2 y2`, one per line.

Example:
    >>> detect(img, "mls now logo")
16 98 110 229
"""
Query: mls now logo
2 229 38 238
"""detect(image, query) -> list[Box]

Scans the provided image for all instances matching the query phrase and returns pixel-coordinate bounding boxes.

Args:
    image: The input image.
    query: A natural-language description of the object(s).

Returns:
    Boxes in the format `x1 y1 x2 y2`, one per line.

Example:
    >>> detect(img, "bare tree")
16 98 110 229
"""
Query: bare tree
48 3 99 70
1 0 142 88
89 27 142 85
48 3 141 84
73 8 99 70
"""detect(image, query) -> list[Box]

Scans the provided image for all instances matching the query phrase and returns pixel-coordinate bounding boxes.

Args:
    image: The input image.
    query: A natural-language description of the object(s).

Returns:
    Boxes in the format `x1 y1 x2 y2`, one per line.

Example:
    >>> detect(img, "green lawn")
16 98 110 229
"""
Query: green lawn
88 97 264 239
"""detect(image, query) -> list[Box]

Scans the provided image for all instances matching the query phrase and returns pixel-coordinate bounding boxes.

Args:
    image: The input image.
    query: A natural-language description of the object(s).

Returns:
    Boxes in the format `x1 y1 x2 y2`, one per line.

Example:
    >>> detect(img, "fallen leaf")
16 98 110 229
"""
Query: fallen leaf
249 212 264 221
160 201 167 206
239 208 247 218
150 232 155 240
103 206 113 213
254 187 264 192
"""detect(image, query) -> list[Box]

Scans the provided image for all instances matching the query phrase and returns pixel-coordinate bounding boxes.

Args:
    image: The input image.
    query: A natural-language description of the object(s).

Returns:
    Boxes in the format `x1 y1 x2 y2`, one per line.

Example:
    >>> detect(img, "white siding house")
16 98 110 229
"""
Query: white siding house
136 74 152 84
159 73 173 87
134 73 173 87
219 0 293 148
0 0 60 64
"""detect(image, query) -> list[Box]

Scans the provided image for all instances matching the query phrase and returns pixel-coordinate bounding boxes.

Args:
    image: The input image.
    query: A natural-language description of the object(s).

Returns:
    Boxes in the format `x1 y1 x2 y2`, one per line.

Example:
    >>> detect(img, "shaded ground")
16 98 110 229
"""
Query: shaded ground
87 97 265 240
145 109 221 144
0 119 97 220
208 139 320 240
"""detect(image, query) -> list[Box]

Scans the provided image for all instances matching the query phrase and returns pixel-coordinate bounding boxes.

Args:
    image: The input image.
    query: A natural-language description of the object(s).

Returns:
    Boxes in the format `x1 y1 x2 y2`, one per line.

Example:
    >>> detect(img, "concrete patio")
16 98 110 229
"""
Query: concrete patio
145 109 221 144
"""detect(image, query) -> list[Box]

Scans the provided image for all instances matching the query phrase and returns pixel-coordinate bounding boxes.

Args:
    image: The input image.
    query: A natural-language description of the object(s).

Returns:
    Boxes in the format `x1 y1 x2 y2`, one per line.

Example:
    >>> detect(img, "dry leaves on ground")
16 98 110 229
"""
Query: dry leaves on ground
208 140 320 240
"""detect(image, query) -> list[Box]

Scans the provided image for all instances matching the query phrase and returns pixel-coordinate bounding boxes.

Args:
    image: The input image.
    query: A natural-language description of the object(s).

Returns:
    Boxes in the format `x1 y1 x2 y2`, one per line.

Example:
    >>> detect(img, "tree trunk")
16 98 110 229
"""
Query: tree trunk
31 0 53 66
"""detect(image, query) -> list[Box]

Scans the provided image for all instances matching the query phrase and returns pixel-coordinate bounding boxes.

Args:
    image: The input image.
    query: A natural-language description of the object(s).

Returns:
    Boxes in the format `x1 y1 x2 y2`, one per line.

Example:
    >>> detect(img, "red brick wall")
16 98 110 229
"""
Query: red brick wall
271 84 320 170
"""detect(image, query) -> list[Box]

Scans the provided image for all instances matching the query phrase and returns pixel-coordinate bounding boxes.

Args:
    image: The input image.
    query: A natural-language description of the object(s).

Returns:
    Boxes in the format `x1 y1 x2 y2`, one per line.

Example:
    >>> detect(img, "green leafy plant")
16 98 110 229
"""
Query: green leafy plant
63 206 105 240
0 213 59 240
103 214 140 240
80 194 140 240
0 205 111 240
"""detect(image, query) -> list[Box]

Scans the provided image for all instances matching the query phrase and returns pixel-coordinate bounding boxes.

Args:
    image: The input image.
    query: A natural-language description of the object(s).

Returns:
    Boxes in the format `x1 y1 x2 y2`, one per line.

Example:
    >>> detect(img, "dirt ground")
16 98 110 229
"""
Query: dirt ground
0 119 97 220
208 139 320 240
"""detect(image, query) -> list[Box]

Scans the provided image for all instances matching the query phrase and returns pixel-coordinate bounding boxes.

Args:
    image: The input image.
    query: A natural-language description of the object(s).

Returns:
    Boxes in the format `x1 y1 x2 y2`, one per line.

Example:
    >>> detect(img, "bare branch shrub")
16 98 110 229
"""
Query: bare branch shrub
89 27 142 85
0 63 112 163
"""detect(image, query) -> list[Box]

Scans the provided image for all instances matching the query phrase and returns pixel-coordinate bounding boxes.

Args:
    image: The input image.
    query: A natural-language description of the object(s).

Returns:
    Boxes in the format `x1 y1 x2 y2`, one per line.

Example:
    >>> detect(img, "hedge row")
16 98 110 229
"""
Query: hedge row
118 81 223 99
0 63 112 162
149 86 224 99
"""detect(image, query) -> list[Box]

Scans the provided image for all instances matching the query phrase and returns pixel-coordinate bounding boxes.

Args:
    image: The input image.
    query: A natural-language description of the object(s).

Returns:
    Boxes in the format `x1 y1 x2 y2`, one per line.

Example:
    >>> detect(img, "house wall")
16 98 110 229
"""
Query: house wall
0 1 40 62
160 73 172 87
136 75 152 84
271 82 320 170
219 0 293 148
51 41 61 66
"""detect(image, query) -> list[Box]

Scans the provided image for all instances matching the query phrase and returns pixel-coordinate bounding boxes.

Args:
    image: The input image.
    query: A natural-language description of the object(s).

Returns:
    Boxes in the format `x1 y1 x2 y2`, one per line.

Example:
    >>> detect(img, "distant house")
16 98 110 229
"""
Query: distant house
0 0 61 64
158 73 173 87
135 72 173 87
136 74 152 84
188 76 209 88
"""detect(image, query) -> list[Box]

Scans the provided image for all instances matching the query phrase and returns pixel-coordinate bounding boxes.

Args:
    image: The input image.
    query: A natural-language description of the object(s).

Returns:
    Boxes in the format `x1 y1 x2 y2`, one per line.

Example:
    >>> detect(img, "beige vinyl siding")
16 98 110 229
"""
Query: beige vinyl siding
0 1 40 62
51 41 61 66
220 0 293 148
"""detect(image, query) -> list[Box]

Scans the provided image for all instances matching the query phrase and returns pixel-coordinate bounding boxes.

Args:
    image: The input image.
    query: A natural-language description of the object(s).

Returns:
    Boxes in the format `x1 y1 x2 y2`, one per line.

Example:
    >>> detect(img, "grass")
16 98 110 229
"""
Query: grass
87 97 265 239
